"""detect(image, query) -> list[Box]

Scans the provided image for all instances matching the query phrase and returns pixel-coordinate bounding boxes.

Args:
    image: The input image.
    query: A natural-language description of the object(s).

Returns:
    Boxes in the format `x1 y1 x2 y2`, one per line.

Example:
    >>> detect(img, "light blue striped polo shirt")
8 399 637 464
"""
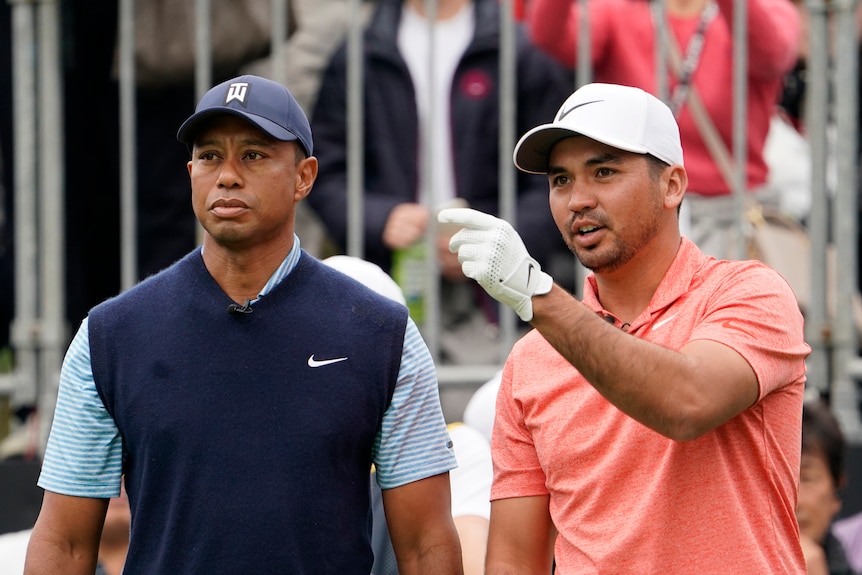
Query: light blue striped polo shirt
38 237 457 497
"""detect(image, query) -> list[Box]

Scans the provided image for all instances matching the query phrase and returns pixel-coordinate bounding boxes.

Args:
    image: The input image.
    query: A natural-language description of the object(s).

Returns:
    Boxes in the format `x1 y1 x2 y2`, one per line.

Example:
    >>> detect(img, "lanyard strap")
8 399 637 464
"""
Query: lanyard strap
657 0 736 190
653 1 719 116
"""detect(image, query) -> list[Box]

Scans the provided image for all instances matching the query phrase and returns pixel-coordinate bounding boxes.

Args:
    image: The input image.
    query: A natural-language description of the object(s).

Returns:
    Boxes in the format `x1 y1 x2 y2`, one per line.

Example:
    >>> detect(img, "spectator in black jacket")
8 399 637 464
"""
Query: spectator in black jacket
308 0 572 364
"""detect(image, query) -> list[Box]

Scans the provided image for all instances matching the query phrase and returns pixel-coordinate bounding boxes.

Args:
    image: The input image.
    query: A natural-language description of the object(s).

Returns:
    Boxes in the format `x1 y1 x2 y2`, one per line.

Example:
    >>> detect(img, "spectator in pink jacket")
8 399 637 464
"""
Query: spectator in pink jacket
525 0 799 259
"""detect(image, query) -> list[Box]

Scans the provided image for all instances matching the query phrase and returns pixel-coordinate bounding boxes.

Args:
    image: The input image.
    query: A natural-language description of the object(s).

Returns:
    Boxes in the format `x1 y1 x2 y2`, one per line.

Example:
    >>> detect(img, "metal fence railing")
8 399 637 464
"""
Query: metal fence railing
2 0 860 452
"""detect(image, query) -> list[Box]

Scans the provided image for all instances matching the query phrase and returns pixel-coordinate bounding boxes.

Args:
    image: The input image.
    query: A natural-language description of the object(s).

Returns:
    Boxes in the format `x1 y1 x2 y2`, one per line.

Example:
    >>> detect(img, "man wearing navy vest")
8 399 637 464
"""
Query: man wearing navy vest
24 75 463 574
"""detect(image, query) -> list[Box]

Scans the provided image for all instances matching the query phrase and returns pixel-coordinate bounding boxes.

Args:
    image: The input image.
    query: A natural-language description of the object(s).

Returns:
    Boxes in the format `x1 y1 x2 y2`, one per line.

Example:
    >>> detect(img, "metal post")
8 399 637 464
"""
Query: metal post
576 0 591 86
270 0 288 85
499 0 518 357
831 0 861 440
731 0 748 260
119 0 137 290
193 0 212 247
346 0 365 259
195 0 212 101
804 0 832 397
652 0 668 101
36 0 67 451
9 0 38 411
421 0 441 360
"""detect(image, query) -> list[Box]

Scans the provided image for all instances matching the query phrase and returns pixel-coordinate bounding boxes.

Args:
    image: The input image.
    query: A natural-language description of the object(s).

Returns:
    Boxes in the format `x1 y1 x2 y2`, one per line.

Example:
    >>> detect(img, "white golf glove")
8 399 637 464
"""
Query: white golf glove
438 208 553 322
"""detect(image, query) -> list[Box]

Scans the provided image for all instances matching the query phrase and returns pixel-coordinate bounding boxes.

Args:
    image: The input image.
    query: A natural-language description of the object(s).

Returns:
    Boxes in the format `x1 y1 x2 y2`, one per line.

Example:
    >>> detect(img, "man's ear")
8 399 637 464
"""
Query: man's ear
664 165 688 211
294 155 318 202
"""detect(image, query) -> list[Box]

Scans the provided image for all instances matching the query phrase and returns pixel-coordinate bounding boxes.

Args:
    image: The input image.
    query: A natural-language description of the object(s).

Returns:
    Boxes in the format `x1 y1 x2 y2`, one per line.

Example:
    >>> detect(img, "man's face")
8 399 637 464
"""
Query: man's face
546 136 667 274
797 449 841 544
187 115 314 251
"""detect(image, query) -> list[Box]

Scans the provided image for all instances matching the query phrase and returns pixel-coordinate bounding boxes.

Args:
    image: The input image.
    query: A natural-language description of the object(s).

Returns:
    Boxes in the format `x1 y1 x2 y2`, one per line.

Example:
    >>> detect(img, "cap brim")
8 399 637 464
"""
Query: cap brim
514 125 580 174
513 124 650 174
176 108 300 147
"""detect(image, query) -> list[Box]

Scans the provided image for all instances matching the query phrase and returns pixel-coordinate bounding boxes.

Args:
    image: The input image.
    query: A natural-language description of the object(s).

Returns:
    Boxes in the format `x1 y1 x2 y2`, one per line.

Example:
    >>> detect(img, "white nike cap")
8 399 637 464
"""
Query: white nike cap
513 83 684 174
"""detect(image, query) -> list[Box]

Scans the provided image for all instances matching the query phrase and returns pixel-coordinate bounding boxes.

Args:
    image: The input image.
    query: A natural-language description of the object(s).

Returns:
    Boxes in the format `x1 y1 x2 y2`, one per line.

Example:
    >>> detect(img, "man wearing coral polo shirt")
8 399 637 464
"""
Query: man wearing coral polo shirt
439 83 811 574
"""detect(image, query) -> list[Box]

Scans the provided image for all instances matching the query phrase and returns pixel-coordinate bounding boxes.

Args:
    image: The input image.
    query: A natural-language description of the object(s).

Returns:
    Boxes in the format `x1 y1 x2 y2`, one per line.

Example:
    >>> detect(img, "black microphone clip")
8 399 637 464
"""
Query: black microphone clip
227 299 253 315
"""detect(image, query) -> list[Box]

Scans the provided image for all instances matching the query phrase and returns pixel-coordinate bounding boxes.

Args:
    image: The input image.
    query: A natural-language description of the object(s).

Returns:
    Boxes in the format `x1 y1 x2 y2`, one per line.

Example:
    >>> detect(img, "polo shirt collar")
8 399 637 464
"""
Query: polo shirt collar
581 237 707 328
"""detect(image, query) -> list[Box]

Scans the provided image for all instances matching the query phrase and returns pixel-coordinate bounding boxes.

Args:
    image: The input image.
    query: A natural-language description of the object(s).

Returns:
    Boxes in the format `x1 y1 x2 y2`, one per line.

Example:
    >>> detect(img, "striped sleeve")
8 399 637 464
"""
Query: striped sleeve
37 318 123 498
372 318 457 489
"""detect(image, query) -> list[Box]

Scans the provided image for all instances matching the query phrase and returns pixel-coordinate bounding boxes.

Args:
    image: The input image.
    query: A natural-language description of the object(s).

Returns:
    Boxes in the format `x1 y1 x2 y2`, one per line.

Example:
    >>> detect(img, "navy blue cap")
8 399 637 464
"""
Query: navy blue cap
177 75 313 156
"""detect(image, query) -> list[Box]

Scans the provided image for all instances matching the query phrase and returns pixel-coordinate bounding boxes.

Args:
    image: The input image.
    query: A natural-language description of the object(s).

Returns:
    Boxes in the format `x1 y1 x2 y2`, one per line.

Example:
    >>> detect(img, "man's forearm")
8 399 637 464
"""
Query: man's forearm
24 538 100 575
399 541 464 575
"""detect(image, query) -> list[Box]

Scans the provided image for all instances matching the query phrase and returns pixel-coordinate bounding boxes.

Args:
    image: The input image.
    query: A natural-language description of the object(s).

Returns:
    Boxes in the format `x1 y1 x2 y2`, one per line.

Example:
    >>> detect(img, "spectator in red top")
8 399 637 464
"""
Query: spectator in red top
525 0 799 259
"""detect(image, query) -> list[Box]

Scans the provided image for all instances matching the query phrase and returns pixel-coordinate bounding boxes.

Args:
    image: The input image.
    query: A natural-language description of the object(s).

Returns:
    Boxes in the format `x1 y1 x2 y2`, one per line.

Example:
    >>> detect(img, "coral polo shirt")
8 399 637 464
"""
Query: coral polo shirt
492 238 810 573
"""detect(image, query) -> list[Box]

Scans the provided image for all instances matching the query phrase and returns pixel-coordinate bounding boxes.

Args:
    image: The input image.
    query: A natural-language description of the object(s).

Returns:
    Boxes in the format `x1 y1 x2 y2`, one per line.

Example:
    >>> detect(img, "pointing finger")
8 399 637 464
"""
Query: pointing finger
437 208 502 231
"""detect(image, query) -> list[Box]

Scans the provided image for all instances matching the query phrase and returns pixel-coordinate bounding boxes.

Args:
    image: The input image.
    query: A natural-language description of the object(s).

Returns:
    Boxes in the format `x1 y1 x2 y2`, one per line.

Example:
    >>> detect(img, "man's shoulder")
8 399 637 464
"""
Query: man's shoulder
510 328 567 364
90 251 201 317
697 255 797 297
306 255 408 316
676 237 793 294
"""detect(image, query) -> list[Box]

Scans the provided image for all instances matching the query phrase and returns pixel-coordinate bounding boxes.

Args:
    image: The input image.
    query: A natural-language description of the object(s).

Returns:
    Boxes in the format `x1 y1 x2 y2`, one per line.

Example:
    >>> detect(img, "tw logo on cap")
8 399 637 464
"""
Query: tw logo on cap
225 82 250 106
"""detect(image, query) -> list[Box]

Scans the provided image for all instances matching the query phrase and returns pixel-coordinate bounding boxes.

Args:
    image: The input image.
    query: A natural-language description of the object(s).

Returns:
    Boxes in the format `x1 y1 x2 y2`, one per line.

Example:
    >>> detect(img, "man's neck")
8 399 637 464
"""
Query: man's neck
201 235 294 304
593 235 682 325
405 0 470 20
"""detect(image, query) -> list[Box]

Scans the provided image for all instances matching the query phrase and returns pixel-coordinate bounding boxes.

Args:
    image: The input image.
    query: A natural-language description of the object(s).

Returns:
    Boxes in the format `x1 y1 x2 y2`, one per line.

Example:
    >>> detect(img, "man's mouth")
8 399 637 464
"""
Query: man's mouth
212 198 246 209
211 198 248 217
577 224 602 235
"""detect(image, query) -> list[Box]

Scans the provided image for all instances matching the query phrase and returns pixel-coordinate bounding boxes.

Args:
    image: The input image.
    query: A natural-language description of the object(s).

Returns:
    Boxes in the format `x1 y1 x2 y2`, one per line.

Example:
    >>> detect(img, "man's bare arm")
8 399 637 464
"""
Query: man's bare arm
382 472 464 575
485 496 556 575
437 207 760 440
530 285 758 440
24 491 108 575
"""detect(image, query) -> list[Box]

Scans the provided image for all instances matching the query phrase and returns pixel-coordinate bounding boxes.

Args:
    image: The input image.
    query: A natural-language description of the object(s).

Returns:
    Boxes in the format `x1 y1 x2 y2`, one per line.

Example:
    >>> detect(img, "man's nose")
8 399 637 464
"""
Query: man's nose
217 156 243 188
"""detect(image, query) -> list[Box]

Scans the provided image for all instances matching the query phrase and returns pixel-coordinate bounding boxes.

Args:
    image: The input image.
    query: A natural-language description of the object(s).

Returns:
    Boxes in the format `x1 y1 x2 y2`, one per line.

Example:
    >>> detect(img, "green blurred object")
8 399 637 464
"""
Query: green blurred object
391 243 426 325
0 346 12 373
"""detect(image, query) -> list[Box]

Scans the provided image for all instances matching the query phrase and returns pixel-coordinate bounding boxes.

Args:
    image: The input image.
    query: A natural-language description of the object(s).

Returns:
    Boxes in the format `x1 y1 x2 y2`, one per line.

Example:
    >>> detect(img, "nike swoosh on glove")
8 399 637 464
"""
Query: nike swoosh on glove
438 207 553 322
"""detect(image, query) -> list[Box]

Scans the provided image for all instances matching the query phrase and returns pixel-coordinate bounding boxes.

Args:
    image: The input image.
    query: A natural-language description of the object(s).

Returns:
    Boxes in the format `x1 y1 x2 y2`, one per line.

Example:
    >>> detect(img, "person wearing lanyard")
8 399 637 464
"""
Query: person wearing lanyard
524 0 799 260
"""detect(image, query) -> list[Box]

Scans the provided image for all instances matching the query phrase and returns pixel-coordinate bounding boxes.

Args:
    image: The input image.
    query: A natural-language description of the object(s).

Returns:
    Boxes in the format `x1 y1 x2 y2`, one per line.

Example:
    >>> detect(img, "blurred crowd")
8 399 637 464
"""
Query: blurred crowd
0 0 859 358
0 0 861 572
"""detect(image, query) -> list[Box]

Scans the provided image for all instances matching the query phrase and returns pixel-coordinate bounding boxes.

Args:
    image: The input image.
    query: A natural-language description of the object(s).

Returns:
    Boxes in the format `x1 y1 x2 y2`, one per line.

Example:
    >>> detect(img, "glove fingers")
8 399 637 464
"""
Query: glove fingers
438 207 502 230
449 228 490 253
461 260 482 280
456 243 483 264
439 207 550 322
